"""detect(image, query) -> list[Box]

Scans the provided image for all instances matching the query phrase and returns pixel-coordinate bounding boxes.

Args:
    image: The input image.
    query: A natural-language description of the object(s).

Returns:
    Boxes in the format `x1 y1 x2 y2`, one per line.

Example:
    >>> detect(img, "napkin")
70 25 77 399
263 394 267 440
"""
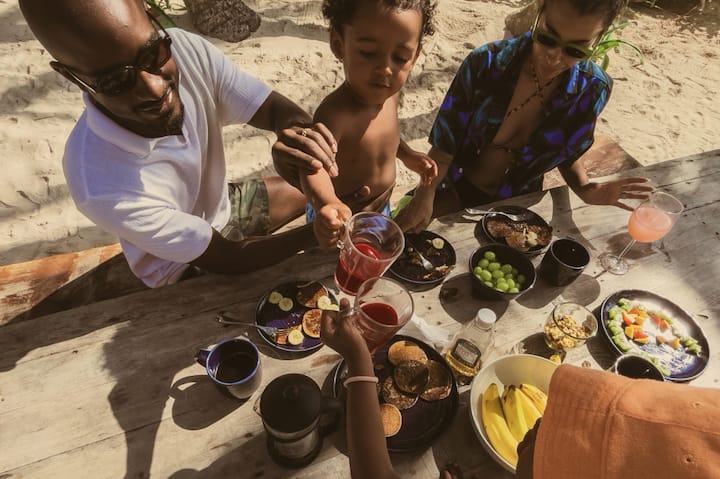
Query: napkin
398 313 453 351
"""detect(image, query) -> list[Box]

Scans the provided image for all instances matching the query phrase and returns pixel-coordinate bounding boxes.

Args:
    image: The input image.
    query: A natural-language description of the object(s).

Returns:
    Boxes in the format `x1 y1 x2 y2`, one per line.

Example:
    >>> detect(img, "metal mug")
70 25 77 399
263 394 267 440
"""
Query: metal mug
195 337 262 400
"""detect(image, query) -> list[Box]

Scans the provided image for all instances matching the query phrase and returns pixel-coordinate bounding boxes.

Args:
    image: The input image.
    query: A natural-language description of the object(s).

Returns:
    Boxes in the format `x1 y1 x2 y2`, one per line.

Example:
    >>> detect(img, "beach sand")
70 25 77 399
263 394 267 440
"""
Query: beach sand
1 0 718 266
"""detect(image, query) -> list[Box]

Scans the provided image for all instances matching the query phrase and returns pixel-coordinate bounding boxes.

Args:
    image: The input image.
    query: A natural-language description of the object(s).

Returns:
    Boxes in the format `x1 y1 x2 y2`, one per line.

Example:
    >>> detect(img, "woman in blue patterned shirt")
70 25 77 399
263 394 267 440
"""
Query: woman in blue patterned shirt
396 0 653 232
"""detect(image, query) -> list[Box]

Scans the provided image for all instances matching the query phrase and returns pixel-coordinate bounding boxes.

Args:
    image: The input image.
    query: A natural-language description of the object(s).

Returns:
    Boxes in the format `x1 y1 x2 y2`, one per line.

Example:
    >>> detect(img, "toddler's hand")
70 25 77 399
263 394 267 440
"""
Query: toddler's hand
400 150 438 186
314 202 351 249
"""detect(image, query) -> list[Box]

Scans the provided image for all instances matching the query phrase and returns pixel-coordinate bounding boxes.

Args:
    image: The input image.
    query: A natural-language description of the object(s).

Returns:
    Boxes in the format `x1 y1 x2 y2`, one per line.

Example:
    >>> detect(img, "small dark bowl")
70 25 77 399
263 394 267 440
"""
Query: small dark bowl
468 244 536 301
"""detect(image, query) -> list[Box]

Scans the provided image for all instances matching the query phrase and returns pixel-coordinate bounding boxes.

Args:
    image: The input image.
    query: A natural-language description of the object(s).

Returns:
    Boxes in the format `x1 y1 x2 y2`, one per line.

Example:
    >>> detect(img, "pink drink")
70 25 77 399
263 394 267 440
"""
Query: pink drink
627 206 673 242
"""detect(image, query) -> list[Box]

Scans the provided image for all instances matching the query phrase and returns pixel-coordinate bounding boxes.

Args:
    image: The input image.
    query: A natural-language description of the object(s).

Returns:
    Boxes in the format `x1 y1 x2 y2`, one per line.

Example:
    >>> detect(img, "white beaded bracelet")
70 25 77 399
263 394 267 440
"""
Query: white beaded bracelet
343 375 379 388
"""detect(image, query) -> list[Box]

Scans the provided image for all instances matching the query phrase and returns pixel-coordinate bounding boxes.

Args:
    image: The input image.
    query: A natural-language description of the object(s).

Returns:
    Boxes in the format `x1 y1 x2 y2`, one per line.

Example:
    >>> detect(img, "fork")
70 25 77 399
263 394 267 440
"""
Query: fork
405 238 435 272
463 207 526 222
216 312 293 337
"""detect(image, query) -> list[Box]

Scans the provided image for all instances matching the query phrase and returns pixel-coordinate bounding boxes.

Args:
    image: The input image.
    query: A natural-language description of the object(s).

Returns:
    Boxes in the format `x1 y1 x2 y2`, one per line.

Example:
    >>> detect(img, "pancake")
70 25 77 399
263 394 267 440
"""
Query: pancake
393 359 430 395
296 281 328 308
302 308 322 338
420 360 452 401
387 340 428 366
381 376 418 410
379 403 402 437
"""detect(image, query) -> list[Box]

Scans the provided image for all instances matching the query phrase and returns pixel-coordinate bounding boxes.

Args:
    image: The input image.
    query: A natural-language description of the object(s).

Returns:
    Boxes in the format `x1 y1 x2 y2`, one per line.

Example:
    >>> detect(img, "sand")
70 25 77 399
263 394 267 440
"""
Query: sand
1 0 718 266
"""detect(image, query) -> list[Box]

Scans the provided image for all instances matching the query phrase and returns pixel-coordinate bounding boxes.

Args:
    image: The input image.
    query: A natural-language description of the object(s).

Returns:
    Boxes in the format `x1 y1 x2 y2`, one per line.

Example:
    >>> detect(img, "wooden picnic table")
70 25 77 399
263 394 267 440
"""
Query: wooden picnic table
1 151 719 479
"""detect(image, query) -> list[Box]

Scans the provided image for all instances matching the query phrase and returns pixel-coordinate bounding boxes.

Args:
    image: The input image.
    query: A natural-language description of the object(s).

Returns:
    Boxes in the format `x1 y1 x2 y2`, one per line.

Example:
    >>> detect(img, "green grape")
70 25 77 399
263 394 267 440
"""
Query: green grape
479 270 492 282
517 274 526 284
488 262 501 271
473 266 484 276
491 270 504 279
511 267 518 276
500 264 512 274
484 281 494 288
505 278 516 288
478 259 490 268
496 282 510 292
483 251 496 261
504 271 515 280
508 287 519 293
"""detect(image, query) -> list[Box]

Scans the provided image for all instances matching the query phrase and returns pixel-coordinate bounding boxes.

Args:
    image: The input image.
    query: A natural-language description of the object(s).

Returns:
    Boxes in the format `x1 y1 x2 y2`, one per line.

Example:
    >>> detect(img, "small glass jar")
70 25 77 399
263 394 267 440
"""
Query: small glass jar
543 302 597 351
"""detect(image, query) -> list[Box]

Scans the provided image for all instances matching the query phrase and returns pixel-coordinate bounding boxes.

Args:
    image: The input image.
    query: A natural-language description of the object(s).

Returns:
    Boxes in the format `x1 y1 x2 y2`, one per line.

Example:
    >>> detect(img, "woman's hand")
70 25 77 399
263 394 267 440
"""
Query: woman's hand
394 188 435 233
320 299 370 367
575 177 653 211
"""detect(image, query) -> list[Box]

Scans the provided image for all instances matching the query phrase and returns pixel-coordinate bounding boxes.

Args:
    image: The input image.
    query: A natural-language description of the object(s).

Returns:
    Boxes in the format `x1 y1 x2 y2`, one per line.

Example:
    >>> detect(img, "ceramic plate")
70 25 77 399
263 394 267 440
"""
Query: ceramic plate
332 335 459 452
255 280 338 353
599 289 709 382
389 231 456 286
480 206 552 255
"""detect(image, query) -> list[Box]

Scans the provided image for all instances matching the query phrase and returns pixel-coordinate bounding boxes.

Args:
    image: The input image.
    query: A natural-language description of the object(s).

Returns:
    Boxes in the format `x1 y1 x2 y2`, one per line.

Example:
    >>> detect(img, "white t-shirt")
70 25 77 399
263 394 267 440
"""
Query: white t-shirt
63 29 271 287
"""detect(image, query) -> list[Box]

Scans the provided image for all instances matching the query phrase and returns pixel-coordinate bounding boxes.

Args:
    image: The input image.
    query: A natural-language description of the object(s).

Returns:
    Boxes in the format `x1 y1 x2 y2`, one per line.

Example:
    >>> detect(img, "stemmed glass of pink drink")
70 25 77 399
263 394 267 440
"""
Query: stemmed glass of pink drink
600 191 684 275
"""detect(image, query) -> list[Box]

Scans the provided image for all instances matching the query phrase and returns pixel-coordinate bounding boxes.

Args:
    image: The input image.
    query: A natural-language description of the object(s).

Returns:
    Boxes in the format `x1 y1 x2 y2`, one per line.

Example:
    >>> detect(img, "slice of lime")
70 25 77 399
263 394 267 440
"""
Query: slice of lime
278 297 294 312
288 329 304 345
268 291 283 304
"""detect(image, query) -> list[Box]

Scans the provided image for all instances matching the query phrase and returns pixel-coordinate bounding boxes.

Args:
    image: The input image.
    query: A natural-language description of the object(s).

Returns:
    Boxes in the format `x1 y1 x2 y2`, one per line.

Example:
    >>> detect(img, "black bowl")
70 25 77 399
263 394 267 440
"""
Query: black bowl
468 244 536 301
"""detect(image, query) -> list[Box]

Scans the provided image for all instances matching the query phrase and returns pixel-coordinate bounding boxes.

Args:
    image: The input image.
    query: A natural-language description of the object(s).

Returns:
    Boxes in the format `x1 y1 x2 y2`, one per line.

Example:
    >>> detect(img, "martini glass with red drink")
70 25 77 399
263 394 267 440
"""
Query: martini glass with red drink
334 212 405 295
353 277 414 353
600 191 684 275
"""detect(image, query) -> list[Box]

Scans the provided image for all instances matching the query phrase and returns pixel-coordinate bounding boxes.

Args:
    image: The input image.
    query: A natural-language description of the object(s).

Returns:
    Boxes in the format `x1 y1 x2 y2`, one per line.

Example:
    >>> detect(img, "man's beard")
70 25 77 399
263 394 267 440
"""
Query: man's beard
163 102 184 136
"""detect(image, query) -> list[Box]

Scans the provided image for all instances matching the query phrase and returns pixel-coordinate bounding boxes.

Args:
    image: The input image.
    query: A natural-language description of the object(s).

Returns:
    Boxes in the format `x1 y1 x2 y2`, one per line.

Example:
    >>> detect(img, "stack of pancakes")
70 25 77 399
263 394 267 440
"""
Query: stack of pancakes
378 339 453 437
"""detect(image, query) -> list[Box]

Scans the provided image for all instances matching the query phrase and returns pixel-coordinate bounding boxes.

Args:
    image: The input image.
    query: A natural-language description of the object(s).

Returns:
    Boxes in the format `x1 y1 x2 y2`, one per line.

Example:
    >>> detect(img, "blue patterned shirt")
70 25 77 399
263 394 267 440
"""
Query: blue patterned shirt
430 32 612 199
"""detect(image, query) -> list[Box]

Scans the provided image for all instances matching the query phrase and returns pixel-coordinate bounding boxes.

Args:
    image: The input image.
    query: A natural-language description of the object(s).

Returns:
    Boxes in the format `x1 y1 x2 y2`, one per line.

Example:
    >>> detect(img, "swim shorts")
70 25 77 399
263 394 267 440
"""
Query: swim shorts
221 178 271 241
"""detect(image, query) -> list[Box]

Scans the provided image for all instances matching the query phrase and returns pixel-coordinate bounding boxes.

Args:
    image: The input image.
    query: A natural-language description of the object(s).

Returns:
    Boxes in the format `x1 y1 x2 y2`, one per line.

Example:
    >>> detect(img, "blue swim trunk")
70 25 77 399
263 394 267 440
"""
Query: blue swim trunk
305 202 392 222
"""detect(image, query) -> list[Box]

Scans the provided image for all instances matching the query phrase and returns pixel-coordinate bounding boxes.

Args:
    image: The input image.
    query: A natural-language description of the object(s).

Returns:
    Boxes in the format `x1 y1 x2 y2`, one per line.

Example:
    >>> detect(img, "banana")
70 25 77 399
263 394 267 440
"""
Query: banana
481 383 519 467
501 385 530 442
514 385 542 429
518 383 548 414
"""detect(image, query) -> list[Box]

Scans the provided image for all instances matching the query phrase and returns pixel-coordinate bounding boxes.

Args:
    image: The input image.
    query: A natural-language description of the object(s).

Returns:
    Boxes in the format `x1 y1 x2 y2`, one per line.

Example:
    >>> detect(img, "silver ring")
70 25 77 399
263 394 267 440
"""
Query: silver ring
301 128 309 137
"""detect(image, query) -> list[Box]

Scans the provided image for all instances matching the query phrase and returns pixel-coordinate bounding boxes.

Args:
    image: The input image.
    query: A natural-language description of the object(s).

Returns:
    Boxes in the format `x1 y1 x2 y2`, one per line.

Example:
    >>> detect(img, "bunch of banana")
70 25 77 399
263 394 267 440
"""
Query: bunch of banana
480 382 549 468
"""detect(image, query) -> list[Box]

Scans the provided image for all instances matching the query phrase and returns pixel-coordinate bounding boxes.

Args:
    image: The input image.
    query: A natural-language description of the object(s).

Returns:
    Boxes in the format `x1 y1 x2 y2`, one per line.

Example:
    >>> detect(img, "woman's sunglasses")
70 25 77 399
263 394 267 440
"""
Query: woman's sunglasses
50 11 172 97
530 10 596 60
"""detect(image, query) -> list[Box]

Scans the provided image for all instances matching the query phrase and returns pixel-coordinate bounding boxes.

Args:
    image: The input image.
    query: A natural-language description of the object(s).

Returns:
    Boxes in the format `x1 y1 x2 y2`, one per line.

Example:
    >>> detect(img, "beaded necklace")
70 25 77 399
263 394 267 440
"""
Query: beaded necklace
503 60 557 120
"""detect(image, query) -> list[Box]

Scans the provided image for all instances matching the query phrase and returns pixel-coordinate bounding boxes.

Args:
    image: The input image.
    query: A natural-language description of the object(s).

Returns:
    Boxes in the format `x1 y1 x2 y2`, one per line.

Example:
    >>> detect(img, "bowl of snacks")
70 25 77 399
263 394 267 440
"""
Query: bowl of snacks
469 354 558 472
469 244 536 301
543 302 597 351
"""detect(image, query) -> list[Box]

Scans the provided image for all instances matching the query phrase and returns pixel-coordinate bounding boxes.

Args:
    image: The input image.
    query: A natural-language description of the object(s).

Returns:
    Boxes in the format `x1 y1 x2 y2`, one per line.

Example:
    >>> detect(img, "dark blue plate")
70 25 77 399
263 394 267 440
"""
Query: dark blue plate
332 335 459 452
389 231 456 286
599 289 709 382
255 280 337 353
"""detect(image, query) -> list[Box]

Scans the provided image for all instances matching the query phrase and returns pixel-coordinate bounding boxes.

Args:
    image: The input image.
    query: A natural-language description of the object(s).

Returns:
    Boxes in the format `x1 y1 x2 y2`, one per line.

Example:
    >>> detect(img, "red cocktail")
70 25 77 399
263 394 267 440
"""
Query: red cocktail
353 277 413 352
334 212 405 295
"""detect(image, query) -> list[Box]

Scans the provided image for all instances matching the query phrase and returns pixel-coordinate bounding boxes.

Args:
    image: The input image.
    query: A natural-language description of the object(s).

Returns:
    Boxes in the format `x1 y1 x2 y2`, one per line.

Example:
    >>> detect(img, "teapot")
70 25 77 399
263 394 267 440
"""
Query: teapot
257 374 342 468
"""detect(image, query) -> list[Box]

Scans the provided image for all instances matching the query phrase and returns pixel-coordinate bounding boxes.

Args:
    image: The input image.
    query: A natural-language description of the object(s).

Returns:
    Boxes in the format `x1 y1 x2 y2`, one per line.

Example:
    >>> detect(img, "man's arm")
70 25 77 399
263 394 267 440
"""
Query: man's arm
190 223 316 274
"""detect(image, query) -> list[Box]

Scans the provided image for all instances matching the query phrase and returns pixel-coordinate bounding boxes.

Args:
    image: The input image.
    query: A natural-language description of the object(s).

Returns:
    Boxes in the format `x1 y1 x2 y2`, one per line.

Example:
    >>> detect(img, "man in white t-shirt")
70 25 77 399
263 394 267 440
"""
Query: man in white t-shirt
20 0 348 287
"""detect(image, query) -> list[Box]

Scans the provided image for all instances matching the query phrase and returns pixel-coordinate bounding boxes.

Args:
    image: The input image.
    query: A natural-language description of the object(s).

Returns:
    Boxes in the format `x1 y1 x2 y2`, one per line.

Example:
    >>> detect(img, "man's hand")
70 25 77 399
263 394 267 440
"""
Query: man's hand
272 123 339 188
394 189 435 233
399 149 438 186
575 177 653 211
314 201 352 250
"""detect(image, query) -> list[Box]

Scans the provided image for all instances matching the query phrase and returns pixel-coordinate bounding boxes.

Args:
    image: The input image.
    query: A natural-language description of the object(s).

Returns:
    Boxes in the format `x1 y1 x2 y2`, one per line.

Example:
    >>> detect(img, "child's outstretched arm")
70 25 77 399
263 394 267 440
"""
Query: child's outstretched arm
300 170 351 250
397 140 438 186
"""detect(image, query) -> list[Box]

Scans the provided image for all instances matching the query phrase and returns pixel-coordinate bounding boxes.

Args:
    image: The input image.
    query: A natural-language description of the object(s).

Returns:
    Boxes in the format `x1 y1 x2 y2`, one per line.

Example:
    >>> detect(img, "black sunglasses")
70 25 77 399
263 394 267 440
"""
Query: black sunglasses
530 9 597 60
51 11 173 97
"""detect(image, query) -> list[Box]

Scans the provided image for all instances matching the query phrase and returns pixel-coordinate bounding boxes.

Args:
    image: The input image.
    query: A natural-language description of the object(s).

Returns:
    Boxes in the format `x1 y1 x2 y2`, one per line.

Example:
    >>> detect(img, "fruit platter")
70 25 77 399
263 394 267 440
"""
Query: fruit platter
599 289 709 381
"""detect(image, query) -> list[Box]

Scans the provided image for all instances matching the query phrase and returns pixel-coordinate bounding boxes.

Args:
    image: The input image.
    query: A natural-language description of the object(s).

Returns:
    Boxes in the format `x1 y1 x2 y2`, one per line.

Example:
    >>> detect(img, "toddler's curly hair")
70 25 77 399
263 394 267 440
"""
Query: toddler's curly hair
322 0 436 39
